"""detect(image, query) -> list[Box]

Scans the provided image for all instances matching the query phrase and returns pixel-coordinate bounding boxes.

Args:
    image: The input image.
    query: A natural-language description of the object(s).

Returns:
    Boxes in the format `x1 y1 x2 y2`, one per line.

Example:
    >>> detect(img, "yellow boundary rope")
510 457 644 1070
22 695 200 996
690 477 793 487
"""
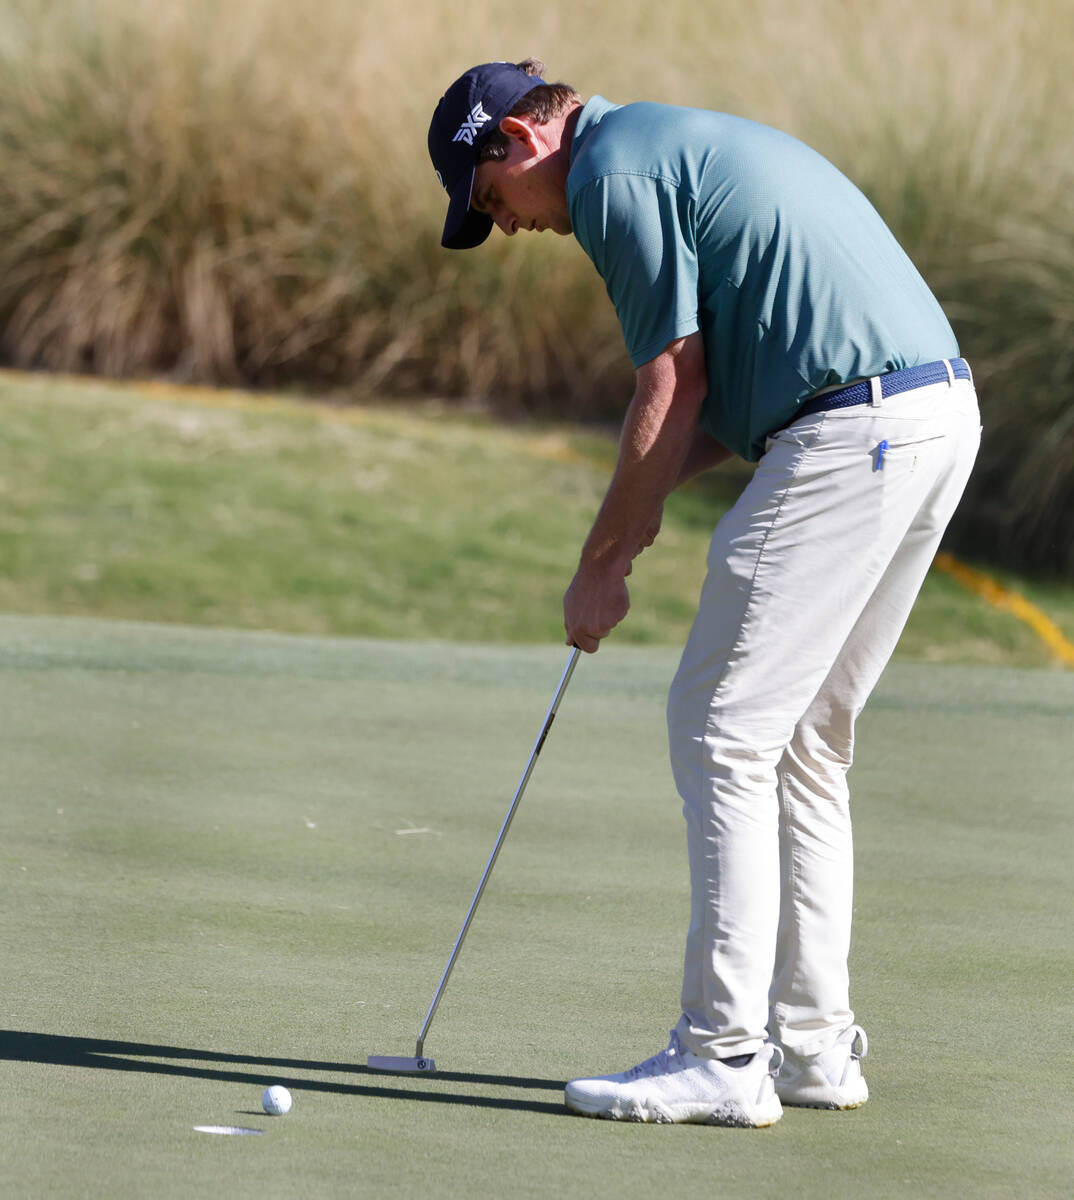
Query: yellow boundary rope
933 553 1074 668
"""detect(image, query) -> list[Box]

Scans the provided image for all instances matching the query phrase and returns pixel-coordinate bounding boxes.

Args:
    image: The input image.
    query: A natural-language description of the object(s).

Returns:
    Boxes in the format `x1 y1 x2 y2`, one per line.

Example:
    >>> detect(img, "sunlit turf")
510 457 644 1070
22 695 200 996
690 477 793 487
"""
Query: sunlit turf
1 370 1070 668
1 621 1071 1197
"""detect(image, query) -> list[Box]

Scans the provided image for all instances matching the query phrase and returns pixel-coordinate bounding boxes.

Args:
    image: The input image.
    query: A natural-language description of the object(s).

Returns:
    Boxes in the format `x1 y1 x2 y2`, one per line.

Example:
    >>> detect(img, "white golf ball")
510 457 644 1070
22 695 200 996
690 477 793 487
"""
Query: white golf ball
261 1085 292 1116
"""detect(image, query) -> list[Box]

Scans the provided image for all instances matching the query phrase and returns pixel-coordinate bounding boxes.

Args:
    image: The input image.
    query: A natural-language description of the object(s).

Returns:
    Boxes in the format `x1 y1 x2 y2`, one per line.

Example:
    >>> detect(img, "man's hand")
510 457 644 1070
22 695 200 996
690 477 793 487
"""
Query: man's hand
563 564 631 653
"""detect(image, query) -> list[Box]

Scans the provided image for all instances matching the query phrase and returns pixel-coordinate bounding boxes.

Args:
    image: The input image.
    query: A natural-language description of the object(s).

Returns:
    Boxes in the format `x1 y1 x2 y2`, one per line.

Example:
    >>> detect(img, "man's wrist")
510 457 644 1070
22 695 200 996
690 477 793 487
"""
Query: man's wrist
578 537 632 579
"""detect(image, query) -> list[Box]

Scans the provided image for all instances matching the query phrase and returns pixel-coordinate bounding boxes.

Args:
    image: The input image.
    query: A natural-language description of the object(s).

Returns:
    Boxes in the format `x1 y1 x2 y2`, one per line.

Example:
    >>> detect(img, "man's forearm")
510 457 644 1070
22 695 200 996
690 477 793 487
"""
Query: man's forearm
563 334 710 653
579 366 705 578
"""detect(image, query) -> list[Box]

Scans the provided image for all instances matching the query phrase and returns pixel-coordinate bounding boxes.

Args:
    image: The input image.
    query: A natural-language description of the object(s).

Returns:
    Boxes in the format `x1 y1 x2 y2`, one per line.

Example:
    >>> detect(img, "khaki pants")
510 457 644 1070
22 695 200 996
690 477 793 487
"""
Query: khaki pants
668 373 981 1060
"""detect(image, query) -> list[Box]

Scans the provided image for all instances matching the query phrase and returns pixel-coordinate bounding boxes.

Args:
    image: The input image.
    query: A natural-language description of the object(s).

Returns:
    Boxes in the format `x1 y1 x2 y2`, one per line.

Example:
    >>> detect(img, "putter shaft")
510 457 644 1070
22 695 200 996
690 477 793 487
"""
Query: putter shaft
413 645 582 1060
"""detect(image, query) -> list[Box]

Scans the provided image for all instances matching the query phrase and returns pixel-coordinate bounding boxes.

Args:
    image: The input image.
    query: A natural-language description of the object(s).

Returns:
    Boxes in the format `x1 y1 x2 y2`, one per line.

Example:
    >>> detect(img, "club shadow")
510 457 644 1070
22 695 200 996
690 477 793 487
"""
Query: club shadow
1 1030 566 1117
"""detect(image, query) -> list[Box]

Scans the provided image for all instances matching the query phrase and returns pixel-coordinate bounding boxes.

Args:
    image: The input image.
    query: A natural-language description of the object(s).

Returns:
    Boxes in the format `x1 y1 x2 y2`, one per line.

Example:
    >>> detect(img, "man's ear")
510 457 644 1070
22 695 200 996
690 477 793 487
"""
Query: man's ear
498 115 539 153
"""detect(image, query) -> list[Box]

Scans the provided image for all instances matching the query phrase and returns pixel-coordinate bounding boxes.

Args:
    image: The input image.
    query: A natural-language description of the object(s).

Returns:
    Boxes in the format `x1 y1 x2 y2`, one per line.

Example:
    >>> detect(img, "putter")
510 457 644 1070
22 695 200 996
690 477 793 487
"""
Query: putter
368 645 582 1074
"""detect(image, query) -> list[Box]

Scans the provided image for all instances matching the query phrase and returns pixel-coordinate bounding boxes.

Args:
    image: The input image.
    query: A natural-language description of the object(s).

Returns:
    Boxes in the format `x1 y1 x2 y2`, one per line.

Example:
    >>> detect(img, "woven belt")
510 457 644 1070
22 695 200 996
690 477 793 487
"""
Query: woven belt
795 358 972 420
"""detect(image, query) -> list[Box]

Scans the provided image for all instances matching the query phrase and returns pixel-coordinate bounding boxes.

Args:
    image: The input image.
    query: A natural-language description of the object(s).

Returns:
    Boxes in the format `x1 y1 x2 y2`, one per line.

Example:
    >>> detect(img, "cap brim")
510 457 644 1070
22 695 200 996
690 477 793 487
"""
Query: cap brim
441 166 494 250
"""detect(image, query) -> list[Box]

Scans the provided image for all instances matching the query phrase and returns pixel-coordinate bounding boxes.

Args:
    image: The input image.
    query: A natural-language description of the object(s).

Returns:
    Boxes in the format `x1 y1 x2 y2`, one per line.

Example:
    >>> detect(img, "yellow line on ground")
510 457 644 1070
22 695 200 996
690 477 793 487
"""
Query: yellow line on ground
933 553 1074 667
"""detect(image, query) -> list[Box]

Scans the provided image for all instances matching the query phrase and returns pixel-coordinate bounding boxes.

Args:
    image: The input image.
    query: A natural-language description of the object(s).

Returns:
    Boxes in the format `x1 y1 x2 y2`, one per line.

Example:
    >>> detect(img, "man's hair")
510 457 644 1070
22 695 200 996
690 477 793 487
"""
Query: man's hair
477 59 581 163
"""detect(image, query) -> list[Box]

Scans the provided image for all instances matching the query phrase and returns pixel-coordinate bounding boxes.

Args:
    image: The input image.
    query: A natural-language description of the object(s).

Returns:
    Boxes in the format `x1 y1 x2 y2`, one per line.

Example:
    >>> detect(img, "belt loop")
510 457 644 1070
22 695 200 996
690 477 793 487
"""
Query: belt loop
869 376 883 407
943 359 956 386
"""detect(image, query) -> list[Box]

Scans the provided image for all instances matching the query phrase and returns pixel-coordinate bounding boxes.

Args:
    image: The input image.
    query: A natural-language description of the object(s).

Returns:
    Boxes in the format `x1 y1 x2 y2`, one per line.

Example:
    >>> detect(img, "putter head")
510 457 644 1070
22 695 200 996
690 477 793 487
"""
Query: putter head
367 1055 437 1074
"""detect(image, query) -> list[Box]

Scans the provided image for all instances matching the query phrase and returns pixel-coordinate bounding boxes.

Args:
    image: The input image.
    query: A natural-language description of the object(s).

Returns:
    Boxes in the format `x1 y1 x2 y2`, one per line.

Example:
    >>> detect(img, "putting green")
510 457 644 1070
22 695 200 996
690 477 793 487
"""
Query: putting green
1 617 1070 1198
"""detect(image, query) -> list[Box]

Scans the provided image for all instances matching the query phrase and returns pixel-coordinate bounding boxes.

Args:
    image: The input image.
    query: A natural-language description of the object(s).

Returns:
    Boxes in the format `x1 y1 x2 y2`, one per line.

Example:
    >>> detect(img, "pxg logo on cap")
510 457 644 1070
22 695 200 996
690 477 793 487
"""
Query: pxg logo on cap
452 103 492 146
428 62 545 250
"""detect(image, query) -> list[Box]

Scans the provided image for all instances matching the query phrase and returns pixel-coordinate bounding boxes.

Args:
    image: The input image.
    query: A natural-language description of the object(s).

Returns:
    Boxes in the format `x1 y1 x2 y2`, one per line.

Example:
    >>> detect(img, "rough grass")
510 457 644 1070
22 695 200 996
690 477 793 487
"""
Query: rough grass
0 1 1072 573
2 369 1072 668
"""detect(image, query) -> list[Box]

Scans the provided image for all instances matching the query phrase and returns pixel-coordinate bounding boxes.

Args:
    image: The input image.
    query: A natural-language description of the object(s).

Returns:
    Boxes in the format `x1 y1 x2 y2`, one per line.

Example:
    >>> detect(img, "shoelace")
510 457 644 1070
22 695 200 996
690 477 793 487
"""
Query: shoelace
623 1033 783 1080
623 1031 684 1080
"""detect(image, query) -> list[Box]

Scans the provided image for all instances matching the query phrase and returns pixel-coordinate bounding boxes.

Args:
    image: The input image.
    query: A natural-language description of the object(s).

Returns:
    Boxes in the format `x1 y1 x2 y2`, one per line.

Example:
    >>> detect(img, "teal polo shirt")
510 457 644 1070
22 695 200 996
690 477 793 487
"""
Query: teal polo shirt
567 97 959 461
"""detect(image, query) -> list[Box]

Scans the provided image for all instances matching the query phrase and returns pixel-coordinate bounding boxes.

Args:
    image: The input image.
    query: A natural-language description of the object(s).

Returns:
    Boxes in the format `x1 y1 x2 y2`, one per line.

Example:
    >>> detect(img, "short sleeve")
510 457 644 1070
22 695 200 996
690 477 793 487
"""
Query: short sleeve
570 173 700 367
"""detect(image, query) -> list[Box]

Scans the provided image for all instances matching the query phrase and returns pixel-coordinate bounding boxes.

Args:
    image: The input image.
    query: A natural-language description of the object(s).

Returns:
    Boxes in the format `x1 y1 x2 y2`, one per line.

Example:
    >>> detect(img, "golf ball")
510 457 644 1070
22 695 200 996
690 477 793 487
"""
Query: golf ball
261 1085 292 1116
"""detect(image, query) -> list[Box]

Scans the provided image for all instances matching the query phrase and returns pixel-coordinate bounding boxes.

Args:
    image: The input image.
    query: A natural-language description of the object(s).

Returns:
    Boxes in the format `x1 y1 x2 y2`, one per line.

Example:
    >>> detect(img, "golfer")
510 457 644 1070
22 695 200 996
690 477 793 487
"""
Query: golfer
428 59 980 1125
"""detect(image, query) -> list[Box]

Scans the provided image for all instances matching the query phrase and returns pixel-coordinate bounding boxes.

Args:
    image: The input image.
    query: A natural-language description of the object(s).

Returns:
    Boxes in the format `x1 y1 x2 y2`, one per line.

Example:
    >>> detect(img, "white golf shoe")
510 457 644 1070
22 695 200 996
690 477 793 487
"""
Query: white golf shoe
564 1032 784 1126
774 1024 869 1110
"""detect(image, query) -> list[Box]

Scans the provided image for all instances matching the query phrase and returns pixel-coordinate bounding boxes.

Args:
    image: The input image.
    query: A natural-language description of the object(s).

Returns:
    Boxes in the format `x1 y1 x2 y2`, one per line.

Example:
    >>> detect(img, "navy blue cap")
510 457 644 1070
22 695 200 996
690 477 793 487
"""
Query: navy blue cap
428 62 546 250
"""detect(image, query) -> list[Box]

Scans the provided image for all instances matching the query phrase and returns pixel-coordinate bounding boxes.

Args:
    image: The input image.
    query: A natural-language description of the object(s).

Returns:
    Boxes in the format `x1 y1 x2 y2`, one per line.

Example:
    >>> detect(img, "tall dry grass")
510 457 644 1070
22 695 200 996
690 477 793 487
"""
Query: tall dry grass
1 0 1071 572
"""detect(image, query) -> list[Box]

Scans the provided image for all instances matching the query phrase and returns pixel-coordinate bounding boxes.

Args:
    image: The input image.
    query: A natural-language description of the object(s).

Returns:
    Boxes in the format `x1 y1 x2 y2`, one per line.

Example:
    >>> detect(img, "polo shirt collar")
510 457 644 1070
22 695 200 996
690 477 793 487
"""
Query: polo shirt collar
569 95 620 166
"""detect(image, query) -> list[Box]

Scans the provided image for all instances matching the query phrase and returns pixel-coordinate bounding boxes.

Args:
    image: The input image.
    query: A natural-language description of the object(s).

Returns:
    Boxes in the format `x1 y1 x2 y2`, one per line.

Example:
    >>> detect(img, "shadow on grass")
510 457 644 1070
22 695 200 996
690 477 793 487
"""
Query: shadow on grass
0 1030 566 1117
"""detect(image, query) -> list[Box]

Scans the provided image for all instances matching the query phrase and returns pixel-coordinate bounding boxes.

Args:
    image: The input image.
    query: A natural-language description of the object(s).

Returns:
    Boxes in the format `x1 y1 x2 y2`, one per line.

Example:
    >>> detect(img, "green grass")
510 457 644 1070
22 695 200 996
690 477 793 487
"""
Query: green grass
2 369 1072 668
1 620 1071 1198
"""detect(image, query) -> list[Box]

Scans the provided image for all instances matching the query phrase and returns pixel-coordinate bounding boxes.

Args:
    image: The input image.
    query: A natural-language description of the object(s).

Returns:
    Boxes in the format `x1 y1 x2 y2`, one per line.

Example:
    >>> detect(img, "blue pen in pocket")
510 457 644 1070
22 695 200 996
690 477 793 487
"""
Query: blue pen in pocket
875 439 889 471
